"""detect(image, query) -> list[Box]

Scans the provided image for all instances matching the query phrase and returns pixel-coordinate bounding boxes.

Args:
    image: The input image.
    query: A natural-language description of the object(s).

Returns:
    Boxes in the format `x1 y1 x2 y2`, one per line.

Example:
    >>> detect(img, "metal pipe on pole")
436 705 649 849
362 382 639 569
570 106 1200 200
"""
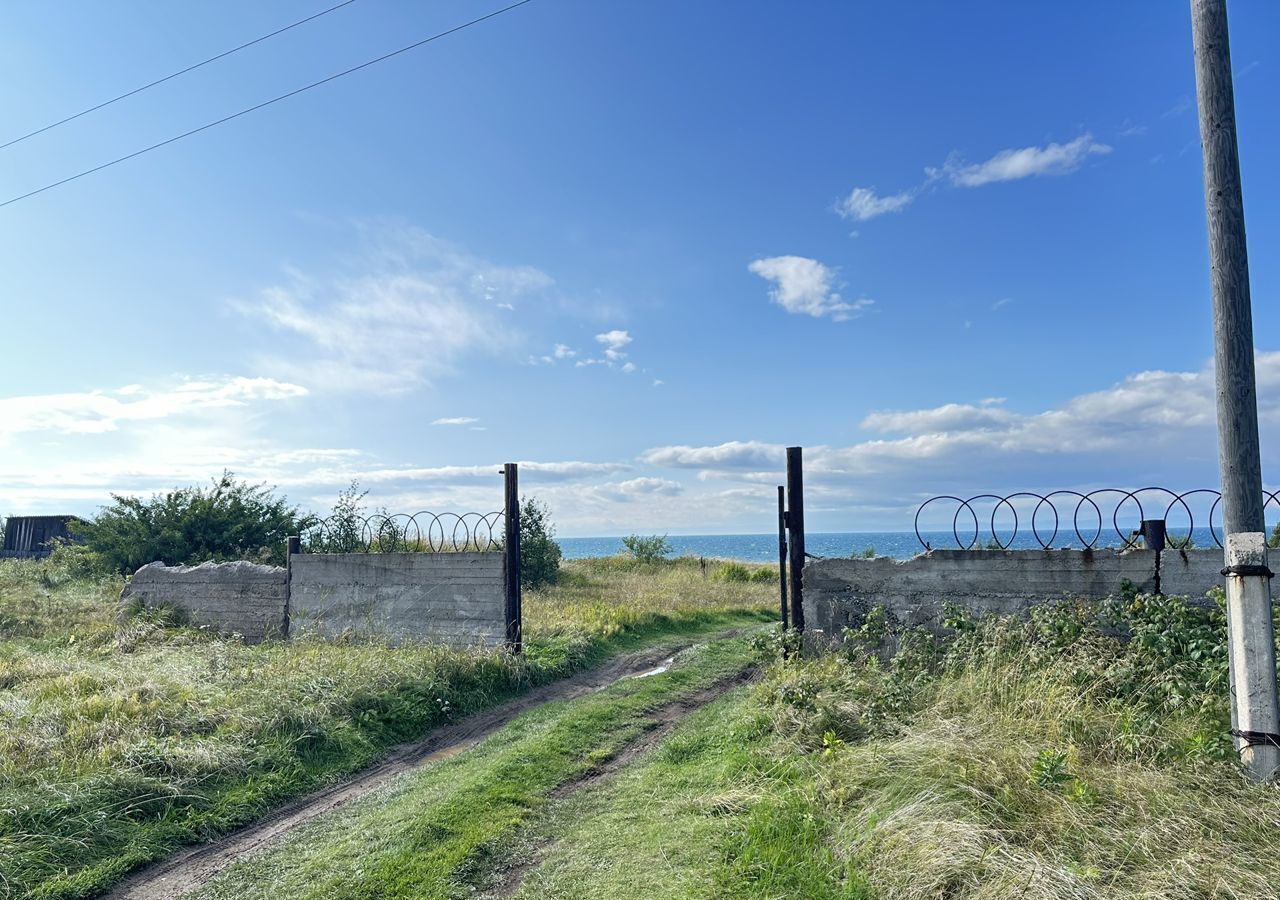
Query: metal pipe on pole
1190 0 1279 780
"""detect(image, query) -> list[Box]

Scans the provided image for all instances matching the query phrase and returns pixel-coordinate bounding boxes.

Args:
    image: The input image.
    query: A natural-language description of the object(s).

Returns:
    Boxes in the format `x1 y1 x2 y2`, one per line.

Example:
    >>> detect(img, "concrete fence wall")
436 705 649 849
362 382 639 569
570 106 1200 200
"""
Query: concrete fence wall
121 561 288 643
117 553 508 648
289 553 507 647
802 548 1247 641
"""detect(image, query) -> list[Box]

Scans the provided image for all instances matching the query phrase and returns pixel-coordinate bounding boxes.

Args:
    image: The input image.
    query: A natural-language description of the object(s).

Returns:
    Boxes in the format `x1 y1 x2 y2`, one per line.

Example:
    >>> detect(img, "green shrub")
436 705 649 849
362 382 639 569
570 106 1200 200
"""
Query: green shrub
713 562 752 583
622 534 672 564
749 565 777 584
72 472 311 574
520 496 562 588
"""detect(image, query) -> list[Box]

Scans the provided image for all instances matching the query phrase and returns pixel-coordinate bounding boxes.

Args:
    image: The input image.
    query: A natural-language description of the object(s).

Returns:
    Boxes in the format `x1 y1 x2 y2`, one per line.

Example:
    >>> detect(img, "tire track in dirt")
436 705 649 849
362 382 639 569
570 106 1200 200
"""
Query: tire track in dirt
104 631 742 900
481 667 758 899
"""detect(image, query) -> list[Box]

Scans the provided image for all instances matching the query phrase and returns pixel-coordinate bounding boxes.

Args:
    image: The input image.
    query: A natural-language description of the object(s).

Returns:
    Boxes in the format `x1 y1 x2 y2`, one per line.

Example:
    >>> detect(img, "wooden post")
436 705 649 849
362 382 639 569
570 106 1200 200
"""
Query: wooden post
1191 0 1279 780
503 463 522 653
786 447 805 633
777 485 789 629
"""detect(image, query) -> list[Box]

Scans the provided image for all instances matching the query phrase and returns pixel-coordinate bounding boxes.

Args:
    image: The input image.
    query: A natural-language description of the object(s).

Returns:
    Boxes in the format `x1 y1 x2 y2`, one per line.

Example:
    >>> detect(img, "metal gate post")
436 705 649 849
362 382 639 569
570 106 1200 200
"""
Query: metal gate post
786 447 805 633
284 535 300 639
777 485 789 630
503 463 522 653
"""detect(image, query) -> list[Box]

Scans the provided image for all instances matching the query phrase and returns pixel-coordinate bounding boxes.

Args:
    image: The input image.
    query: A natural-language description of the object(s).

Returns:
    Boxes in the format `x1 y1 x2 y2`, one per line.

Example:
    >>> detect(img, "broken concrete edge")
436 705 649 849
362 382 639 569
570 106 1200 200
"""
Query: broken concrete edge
800 547 1246 648
120 560 288 644
117 554 508 649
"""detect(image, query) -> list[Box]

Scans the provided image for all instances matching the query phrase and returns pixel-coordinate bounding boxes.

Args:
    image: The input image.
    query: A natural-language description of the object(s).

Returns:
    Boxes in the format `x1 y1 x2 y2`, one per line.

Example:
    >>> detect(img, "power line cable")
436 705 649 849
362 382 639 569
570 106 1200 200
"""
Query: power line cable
1 0 361 151
0 0 535 210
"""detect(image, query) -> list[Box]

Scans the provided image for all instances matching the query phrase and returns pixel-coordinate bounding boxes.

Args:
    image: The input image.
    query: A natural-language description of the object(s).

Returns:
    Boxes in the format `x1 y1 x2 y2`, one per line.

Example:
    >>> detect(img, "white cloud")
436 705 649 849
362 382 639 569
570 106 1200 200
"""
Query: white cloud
597 477 682 499
639 353 1280 524
992 297 1014 311
571 329 638 371
430 417 479 426
237 227 553 392
937 134 1112 188
861 403 1017 435
339 461 632 485
748 256 873 322
554 343 576 359
641 440 784 471
596 330 632 360
0 377 306 441
837 186 914 221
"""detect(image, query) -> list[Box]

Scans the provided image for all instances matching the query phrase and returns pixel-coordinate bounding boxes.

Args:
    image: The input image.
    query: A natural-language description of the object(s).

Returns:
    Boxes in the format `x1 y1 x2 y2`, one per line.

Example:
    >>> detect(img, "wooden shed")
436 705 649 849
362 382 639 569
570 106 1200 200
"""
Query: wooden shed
1 516 79 558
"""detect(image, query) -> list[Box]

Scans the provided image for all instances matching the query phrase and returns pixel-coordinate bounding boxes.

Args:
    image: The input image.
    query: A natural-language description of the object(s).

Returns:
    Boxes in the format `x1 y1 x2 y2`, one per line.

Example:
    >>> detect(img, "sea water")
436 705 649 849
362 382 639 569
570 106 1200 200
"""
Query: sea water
556 528 1222 563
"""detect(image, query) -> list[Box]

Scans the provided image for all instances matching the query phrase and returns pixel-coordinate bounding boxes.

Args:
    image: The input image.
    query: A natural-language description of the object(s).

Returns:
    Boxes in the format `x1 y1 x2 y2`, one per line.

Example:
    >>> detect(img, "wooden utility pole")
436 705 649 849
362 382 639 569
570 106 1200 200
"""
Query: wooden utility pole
1190 0 1279 779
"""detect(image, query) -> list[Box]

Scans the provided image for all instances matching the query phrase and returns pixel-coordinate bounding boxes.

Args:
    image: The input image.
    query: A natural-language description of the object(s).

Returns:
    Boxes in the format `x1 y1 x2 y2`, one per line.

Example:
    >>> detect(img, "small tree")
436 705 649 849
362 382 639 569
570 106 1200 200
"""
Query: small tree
73 472 311 574
520 495 562 588
622 534 672 564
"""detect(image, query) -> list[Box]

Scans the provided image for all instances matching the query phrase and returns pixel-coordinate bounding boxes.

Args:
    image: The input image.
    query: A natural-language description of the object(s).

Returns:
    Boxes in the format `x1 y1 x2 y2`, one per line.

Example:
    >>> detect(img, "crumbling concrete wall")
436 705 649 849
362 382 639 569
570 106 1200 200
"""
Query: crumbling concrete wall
289 552 506 647
121 561 287 643
802 548 1245 641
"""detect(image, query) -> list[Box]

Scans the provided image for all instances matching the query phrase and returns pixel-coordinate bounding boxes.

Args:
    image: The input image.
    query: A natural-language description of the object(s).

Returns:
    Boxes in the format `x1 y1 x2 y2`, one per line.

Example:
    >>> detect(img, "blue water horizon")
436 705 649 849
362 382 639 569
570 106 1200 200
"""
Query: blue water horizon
557 528 1221 563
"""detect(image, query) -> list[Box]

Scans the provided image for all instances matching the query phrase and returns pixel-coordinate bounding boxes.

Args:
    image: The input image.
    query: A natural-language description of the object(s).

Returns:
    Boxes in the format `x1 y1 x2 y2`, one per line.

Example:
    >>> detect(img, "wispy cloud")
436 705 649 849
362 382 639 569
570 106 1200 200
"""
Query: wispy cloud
0 377 306 442
236 226 553 393
992 297 1014 311
641 353 1280 517
430 416 479 426
836 186 915 221
839 131 1113 228
935 134 1112 188
1162 96 1193 119
748 256 873 322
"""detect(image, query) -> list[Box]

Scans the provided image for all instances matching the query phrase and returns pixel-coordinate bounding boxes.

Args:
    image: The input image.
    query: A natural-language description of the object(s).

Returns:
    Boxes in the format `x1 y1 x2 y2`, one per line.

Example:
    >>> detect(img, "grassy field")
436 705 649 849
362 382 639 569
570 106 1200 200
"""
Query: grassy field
0 554 775 900
510 593 1280 899
188 635 762 900
8 550 1278 900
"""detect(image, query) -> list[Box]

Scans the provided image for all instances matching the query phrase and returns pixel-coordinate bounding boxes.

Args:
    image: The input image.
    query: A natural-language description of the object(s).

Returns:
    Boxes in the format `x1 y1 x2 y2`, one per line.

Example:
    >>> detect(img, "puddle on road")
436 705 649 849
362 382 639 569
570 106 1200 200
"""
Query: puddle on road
628 657 675 680
420 740 477 765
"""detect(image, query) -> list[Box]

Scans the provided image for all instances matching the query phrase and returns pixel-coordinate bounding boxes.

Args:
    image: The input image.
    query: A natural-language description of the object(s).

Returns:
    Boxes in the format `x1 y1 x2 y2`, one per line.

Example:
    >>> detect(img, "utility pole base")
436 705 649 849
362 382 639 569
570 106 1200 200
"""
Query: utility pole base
1224 532 1280 780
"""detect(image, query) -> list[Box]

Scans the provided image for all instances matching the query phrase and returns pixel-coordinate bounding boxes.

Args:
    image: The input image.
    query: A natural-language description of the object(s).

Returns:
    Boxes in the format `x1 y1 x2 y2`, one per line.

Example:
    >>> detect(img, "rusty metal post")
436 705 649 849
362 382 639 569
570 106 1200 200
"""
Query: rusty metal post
284 535 300 639
503 463 522 653
786 447 805 633
777 485 789 629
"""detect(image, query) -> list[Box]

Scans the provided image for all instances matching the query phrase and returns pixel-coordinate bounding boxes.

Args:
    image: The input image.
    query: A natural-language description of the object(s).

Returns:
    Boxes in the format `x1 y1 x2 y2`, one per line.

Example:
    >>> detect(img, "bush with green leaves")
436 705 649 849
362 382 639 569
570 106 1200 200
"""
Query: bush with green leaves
72 472 311 573
519 495 562 588
621 534 672 564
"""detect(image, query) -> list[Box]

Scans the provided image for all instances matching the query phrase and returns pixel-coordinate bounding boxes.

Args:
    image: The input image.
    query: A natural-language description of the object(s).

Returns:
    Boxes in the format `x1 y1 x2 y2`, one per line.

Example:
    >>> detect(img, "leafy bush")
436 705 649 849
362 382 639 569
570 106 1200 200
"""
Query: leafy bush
72 472 311 573
622 534 673 564
520 495 562 588
713 562 752 583
749 565 777 583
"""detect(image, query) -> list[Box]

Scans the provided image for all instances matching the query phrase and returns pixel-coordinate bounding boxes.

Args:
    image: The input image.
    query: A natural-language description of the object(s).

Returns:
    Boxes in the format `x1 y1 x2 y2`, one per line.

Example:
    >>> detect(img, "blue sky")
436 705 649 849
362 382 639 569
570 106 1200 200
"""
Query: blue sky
1 0 1278 536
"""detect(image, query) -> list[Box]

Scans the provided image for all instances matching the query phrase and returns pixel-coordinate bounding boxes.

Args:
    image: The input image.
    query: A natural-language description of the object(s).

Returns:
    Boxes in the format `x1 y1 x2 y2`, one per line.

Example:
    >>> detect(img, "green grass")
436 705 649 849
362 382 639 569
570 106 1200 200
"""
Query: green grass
496 594 1280 899
0 555 774 899
188 635 761 900
505 686 868 899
